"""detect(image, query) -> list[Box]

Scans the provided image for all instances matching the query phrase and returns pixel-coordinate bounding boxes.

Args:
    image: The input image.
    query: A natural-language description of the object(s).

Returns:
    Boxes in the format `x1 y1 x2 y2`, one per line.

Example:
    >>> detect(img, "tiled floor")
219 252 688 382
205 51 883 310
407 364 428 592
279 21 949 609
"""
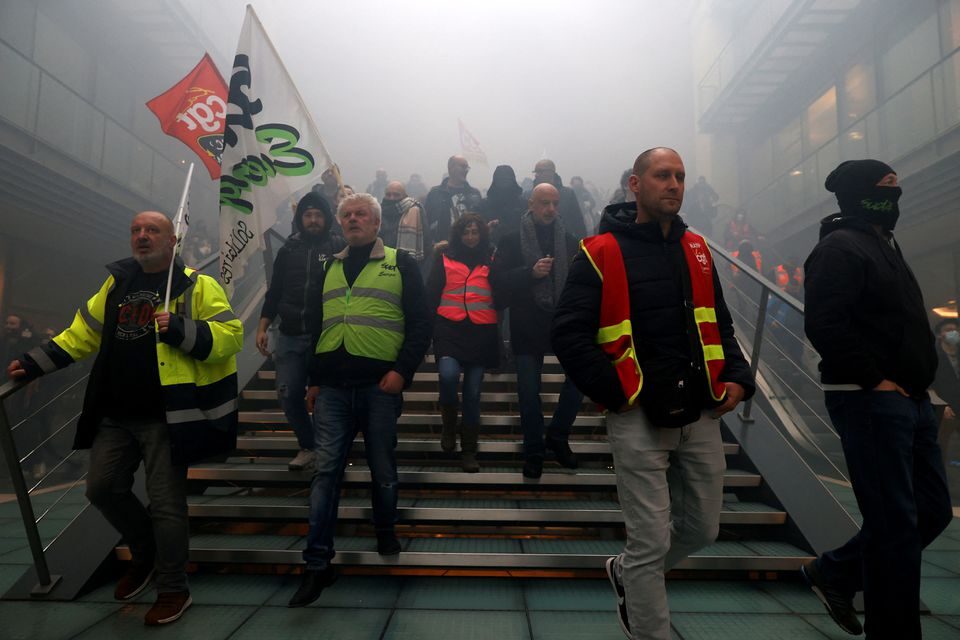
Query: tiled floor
0 511 958 638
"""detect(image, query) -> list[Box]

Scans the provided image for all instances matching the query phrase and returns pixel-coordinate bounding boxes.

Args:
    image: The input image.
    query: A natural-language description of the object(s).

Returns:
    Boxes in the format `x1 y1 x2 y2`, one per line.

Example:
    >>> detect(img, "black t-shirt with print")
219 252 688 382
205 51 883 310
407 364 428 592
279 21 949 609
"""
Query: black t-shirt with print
103 269 167 421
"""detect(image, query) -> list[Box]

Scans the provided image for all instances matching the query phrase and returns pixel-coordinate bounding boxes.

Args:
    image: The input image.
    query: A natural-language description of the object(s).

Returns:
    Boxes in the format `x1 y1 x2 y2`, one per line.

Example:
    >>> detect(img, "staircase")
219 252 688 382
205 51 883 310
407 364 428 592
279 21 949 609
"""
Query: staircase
117 355 814 575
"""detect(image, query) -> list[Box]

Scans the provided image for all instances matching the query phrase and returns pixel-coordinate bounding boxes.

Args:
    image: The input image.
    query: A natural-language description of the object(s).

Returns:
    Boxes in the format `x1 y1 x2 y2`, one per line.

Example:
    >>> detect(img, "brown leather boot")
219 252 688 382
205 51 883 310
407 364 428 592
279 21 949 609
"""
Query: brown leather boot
440 404 459 453
460 423 480 473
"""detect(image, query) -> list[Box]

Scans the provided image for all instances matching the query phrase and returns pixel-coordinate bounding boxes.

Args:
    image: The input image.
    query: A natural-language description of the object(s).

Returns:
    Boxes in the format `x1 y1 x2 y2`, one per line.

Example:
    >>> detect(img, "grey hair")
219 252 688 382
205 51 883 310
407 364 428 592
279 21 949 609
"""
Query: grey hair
337 192 381 221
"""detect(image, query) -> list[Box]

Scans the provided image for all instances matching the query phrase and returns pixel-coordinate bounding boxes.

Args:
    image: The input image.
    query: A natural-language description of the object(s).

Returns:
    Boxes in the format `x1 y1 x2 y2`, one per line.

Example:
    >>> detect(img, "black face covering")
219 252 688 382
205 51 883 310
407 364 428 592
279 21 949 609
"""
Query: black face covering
837 186 902 231
381 199 401 220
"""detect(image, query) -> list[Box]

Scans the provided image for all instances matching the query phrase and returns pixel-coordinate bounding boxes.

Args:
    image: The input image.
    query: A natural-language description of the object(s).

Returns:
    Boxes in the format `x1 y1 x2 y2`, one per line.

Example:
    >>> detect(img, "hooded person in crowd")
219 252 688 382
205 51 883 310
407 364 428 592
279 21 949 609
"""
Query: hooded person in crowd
257 192 345 471
800 159 952 639
525 159 587 240
478 165 527 244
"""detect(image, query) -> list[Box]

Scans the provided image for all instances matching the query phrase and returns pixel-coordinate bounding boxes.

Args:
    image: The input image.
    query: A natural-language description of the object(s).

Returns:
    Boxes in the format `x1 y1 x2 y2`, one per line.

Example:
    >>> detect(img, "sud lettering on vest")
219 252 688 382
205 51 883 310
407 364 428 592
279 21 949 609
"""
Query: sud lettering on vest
436 254 496 325
316 246 405 362
581 230 727 419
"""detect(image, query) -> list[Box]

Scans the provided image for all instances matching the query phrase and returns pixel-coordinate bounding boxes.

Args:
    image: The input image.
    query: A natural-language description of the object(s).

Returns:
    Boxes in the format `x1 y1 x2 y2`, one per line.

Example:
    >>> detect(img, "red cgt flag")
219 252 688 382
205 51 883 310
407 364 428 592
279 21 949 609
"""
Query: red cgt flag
146 53 228 179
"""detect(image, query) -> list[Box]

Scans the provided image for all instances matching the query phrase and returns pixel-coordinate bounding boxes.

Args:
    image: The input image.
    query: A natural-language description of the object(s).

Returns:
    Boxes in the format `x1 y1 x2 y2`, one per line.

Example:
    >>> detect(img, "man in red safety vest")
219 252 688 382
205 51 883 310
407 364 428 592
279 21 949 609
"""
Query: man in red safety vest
552 148 755 640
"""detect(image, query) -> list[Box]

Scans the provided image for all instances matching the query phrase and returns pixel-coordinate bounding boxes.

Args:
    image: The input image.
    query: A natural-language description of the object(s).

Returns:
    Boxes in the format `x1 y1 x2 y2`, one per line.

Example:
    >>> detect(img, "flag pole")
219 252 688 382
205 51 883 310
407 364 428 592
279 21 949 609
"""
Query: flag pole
164 162 195 312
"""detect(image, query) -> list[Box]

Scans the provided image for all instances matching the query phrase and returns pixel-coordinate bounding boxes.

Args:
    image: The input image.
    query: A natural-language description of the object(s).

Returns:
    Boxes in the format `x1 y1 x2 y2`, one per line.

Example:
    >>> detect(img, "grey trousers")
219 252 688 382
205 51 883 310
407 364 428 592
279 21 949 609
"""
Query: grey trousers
607 410 725 640
85 419 189 593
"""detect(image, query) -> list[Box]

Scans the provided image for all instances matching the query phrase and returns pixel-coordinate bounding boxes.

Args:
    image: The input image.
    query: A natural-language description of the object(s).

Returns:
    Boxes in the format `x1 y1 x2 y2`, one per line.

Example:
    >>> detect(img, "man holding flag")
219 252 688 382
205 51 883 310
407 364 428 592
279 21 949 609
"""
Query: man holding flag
5 206 242 626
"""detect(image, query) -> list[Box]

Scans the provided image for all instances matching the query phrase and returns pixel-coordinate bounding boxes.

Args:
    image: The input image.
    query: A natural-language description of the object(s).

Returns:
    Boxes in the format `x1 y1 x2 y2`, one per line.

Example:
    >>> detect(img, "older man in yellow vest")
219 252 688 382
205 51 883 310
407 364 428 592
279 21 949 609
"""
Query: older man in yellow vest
6 211 242 626
289 192 432 607
552 148 755 640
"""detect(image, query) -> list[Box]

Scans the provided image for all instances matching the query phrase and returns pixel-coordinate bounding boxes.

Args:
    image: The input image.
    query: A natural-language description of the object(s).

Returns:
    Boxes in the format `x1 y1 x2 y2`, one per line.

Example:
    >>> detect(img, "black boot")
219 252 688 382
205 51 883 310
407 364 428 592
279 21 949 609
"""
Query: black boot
288 565 337 607
377 530 402 556
522 455 543 479
546 437 578 469
460 424 480 473
440 404 459 453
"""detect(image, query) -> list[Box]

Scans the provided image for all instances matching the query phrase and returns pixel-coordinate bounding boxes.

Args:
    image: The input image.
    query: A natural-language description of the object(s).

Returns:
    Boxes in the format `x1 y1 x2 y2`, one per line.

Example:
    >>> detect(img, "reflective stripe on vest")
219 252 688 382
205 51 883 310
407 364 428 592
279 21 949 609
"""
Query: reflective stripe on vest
316 246 404 361
580 235 643 410
436 254 497 324
679 231 728 402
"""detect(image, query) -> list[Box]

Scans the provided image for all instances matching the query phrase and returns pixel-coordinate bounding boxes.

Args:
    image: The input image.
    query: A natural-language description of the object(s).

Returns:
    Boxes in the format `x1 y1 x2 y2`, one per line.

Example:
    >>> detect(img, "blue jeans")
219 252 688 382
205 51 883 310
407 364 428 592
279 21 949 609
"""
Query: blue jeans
437 356 485 425
817 391 952 639
274 333 314 450
515 353 583 457
303 384 402 569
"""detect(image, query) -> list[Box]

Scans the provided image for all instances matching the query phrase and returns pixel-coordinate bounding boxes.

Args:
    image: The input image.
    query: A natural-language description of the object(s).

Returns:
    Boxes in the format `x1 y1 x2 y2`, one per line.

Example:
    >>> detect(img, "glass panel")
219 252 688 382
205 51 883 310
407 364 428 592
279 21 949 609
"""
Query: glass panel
747 138 774 195
35 74 104 168
840 121 868 159
773 116 803 177
934 49 960 133
880 12 940 99
880 75 936 159
941 0 960 54
805 86 838 154
841 61 875 128
0 41 39 131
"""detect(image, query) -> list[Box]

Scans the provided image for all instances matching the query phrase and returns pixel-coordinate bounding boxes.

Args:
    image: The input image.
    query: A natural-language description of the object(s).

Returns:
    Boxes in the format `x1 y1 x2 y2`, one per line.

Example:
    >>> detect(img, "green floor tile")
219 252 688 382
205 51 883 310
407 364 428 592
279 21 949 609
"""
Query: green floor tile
921 578 960 614
383 610 529 640
923 551 960 575
189 534 301 550
671 612 825 639
0 601 119 640
529 610 625 639
0 563 30 594
73 603 256 639
666 581 788 613
521 539 621 555
229 606 391 640
921 618 960 640
267 575 402 608
940 615 960 630
926 535 960 550
758 581 833 615
523 578 615 612
76 577 151 603
923 561 958 578
186 573 287 605
0 517 71 541
395 577 523 610
0 537 27 556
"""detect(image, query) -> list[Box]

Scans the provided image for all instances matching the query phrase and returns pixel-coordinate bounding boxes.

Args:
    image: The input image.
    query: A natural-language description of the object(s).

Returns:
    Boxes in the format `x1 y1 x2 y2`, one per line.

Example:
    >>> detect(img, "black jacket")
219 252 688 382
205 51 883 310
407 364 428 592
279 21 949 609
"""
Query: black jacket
424 179 482 247
261 205 344 336
308 240 432 389
489 222 580 356
425 247 499 368
804 214 937 396
551 203 754 412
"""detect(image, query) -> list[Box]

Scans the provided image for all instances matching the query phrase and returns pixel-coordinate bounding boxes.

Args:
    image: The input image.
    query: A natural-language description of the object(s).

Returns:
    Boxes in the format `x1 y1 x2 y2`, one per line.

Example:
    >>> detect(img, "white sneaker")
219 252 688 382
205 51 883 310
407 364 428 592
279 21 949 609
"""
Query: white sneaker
288 449 315 471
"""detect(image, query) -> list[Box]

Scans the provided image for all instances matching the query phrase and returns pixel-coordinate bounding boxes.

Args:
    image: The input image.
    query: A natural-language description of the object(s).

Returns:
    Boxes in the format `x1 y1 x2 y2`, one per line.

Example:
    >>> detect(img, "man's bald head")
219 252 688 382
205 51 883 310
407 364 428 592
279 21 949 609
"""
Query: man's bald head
529 183 561 225
448 155 470 185
384 181 407 202
534 159 557 186
632 147 680 177
130 210 176 272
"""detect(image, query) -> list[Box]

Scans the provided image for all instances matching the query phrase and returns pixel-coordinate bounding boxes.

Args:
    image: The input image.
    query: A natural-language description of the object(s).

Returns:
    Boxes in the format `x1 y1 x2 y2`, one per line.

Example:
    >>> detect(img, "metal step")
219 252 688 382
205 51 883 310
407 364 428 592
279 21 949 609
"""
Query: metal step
116 536 811 571
187 461 763 488
239 411 606 427
233 435 740 457
241 390 589 404
186 494 787 525
256 371 569 384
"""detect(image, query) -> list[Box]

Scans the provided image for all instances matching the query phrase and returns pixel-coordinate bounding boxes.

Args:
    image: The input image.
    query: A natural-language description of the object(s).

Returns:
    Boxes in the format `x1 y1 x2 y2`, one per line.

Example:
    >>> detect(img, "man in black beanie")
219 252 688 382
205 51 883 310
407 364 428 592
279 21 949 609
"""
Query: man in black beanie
800 159 952 638
256 191 344 470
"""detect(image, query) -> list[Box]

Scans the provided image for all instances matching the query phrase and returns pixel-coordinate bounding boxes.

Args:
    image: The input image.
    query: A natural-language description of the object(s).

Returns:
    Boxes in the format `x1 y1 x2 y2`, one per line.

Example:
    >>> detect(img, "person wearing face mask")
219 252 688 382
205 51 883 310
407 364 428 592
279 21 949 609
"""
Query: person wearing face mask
379 181 426 267
257 192 345 471
800 159 952 639
932 318 960 468
425 213 498 472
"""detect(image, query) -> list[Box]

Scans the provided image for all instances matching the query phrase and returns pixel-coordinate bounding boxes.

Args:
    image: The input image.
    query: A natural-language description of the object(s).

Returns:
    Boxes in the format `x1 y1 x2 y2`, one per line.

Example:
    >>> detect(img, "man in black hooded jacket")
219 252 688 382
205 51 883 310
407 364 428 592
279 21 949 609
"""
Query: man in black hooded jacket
800 159 952 639
257 192 345 471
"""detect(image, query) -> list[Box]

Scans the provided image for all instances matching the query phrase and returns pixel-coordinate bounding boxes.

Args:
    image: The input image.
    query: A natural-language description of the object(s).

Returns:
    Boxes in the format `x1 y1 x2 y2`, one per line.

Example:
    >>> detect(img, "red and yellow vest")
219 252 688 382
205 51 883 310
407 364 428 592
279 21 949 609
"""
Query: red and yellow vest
436 254 497 325
775 264 803 290
580 231 728 408
730 249 762 275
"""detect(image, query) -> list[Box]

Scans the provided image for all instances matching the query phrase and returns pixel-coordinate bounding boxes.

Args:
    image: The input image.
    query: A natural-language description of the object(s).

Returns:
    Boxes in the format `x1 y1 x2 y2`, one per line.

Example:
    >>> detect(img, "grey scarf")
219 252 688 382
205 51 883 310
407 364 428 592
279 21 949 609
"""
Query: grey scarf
520 211 569 312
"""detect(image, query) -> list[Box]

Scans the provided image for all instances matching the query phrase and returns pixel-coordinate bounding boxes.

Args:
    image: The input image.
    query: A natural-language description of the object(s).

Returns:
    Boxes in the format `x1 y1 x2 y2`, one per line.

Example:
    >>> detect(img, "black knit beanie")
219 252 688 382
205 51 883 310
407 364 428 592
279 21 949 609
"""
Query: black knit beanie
824 159 901 231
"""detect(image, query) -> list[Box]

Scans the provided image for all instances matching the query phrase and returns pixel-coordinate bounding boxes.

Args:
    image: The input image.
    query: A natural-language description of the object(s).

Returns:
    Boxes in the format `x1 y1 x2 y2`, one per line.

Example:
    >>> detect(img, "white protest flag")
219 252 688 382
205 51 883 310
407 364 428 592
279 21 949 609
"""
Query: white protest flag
164 161 195 312
458 119 488 167
218 5 335 297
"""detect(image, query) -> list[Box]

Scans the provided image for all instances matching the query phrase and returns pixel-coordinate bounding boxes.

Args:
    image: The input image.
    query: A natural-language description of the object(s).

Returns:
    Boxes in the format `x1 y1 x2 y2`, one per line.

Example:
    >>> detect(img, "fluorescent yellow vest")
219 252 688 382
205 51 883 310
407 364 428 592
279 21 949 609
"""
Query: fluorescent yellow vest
316 246 404 361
